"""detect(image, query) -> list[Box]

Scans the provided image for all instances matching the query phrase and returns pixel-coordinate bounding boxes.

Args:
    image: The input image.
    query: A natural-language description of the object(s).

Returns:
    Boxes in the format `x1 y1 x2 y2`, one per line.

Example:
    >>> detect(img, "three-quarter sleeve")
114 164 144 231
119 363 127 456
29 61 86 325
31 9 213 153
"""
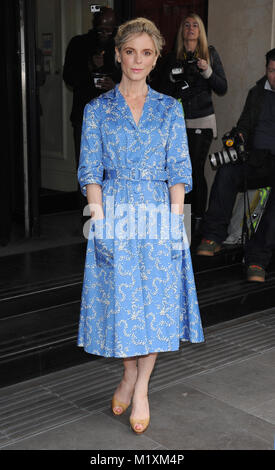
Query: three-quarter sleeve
77 102 104 197
166 100 192 193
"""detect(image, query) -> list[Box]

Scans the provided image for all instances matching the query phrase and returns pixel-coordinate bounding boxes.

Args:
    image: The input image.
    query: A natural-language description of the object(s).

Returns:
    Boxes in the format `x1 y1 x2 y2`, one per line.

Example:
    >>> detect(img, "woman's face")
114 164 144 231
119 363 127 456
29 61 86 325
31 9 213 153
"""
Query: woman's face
182 17 200 42
116 33 157 84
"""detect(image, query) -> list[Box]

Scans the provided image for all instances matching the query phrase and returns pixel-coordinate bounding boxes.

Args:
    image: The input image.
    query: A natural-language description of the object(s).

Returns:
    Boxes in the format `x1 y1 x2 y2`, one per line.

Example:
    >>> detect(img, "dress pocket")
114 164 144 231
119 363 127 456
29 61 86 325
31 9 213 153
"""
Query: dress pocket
92 218 114 268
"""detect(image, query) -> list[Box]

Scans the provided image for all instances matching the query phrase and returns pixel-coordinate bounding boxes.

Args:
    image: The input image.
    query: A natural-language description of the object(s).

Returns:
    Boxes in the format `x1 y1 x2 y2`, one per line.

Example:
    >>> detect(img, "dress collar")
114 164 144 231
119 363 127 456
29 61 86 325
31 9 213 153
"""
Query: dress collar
101 83 164 129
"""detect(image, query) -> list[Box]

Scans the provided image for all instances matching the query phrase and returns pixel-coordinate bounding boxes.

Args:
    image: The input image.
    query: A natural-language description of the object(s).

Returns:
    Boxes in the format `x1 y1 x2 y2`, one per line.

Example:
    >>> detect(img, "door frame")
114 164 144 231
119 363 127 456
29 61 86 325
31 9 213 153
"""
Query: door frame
19 0 40 237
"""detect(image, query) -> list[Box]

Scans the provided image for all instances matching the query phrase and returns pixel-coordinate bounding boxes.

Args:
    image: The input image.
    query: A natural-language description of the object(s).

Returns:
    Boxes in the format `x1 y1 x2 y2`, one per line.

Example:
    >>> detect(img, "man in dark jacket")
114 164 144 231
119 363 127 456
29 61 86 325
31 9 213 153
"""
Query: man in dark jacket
197 48 275 282
63 7 119 168
63 7 120 227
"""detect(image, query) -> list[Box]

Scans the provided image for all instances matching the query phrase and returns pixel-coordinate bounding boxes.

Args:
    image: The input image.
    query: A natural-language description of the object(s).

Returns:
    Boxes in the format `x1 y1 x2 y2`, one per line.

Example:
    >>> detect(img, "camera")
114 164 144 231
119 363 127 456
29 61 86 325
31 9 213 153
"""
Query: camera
90 4 101 13
169 52 201 96
169 65 189 91
209 127 248 170
92 72 108 88
184 51 200 76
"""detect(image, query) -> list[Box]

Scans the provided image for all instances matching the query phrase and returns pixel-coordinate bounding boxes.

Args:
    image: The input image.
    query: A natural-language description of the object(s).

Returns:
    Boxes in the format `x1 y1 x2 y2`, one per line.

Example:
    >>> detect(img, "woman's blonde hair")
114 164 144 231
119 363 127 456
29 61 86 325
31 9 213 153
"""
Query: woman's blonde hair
115 17 165 58
176 12 210 63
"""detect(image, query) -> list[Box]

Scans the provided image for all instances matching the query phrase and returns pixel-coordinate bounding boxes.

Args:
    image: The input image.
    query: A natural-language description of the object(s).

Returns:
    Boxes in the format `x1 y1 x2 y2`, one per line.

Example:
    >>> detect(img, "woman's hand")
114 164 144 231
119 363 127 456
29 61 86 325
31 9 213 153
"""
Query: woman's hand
197 58 208 71
169 183 185 215
86 184 104 219
91 213 105 220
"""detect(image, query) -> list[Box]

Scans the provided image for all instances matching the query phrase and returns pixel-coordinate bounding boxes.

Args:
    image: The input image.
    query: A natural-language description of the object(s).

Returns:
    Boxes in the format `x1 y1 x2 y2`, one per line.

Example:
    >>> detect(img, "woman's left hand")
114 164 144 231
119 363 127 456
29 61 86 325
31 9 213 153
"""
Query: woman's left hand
197 58 208 71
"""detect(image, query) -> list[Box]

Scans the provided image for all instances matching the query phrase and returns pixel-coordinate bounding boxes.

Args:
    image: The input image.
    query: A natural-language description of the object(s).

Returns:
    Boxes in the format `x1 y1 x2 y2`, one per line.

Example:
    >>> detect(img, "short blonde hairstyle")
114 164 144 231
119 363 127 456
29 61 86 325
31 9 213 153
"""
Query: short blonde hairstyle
115 17 165 58
176 12 210 63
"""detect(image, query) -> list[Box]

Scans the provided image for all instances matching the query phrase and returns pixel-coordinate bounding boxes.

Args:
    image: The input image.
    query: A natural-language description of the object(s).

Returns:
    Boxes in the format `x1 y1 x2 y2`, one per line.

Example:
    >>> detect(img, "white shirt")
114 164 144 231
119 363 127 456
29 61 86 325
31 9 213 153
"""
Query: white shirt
265 80 275 92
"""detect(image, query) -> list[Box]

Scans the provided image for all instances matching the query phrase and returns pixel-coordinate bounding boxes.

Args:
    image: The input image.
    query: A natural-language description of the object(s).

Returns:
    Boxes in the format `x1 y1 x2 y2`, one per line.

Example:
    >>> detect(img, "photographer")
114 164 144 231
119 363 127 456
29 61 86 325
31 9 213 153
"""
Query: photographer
154 12 227 236
197 48 275 282
63 7 120 169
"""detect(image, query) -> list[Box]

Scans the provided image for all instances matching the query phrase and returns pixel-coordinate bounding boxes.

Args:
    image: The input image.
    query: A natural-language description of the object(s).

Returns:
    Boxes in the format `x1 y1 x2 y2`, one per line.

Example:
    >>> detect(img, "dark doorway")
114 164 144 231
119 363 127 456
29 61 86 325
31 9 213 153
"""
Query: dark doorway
1 0 83 256
114 0 208 54
1 0 23 247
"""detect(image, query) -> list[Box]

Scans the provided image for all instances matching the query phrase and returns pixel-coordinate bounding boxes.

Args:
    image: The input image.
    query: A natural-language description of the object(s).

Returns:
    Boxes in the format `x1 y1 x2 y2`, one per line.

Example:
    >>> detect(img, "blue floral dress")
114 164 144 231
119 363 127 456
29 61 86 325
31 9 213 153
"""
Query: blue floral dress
77 84 204 357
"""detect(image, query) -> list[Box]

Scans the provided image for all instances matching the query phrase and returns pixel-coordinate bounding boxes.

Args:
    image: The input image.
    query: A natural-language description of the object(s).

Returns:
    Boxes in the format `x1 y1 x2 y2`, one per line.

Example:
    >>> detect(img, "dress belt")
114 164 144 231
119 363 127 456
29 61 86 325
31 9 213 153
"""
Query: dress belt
104 167 168 181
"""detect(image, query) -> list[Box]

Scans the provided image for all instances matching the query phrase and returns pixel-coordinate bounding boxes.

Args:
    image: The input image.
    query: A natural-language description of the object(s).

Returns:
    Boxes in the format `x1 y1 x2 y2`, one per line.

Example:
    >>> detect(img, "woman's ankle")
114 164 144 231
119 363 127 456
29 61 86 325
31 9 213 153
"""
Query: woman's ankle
123 366 138 384
132 381 149 399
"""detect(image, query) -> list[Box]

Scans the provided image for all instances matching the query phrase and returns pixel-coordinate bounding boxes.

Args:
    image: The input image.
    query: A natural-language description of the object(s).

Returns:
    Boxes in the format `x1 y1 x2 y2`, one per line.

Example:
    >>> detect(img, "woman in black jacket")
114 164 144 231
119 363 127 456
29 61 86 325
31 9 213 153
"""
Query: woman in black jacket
154 12 227 238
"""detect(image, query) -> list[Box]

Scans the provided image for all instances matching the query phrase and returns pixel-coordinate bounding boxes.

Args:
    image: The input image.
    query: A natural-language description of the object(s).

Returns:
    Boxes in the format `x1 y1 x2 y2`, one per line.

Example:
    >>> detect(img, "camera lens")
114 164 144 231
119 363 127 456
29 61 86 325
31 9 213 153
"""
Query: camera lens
209 149 238 169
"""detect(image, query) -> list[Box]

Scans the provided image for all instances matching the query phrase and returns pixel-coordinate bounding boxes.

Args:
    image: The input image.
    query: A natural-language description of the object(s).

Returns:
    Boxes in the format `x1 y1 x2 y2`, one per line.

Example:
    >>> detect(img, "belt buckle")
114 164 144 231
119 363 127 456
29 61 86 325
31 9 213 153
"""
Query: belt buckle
130 168 140 180
140 168 150 179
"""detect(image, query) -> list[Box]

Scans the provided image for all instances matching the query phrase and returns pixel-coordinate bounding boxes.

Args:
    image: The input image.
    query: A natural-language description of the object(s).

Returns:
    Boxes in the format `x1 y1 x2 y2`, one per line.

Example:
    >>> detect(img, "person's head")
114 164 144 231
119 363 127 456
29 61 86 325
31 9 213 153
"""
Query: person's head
115 18 165 83
93 7 116 44
176 12 209 63
266 48 275 90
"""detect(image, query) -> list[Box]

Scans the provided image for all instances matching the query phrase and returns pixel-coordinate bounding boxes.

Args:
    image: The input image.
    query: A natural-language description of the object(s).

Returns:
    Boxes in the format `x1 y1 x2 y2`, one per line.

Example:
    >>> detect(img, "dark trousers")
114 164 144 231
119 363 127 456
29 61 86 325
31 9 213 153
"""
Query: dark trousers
185 128 213 217
203 158 275 268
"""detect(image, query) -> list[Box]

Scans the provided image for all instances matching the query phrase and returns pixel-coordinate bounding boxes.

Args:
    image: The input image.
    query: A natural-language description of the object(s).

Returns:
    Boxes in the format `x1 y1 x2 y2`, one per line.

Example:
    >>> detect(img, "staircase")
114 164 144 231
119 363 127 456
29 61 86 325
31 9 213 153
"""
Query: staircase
0 242 274 388
0 244 91 388
194 246 275 326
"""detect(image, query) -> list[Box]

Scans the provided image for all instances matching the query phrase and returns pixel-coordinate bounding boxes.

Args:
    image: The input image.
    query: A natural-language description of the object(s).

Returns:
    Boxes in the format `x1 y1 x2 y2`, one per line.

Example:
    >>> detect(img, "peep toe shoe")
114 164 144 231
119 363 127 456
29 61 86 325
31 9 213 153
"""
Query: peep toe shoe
111 395 130 416
130 416 150 434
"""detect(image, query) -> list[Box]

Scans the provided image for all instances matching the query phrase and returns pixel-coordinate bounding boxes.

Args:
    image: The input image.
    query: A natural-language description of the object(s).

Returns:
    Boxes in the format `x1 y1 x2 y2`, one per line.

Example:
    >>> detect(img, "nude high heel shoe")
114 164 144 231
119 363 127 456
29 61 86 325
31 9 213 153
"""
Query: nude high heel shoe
130 416 150 434
111 395 130 416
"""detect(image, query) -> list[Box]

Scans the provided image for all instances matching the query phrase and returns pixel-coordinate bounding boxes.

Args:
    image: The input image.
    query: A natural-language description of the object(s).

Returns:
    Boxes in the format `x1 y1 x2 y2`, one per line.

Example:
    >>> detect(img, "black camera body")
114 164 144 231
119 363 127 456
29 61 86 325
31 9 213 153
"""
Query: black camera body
169 52 200 95
184 51 200 76
209 127 249 170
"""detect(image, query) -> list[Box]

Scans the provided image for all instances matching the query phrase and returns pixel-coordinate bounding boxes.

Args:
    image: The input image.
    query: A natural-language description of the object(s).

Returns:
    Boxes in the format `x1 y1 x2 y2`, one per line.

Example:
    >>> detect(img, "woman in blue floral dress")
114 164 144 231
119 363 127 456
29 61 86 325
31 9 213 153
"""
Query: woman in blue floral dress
77 17 204 434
